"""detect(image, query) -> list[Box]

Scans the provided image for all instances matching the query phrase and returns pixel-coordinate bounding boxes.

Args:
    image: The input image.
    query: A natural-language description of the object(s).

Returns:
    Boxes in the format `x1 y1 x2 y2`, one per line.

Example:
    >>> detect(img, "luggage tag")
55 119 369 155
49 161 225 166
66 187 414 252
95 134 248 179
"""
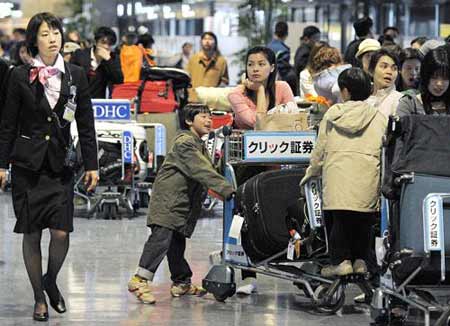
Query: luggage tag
63 85 77 123
287 241 295 260
287 229 301 260
229 214 244 240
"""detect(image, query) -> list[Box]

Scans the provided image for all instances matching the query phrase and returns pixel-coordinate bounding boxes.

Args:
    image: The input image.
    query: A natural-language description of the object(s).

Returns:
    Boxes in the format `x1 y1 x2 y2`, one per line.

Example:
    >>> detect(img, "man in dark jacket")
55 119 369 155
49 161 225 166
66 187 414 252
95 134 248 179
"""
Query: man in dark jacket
294 25 321 77
268 21 299 95
0 58 11 119
127 104 235 304
344 16 373 67
71 26 123 98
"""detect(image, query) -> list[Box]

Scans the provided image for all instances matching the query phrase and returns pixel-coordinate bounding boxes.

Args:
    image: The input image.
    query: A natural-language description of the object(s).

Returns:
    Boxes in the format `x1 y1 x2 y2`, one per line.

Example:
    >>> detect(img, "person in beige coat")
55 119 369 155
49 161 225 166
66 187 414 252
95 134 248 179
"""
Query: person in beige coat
300 68 387 277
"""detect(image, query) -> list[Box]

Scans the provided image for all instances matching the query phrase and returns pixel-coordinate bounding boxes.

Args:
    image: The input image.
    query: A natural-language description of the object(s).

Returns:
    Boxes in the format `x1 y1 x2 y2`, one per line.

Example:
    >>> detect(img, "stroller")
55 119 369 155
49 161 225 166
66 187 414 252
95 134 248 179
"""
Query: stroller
371 115 450 326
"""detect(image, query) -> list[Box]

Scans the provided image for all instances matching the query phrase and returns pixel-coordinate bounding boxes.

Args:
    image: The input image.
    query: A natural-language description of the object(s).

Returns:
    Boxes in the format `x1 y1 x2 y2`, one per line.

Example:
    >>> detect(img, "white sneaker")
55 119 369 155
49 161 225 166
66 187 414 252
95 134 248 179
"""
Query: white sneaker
236 277 257 295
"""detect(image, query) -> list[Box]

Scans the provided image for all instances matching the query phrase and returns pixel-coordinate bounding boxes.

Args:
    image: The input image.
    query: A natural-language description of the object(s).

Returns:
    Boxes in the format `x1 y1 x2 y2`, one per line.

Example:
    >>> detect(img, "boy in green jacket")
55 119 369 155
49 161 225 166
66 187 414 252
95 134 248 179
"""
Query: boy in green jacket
128 104 235 304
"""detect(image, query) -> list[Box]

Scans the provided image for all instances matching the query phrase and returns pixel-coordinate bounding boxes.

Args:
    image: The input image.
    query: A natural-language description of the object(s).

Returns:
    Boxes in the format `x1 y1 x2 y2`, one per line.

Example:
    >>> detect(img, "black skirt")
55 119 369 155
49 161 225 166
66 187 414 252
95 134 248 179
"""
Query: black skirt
11 163 74 234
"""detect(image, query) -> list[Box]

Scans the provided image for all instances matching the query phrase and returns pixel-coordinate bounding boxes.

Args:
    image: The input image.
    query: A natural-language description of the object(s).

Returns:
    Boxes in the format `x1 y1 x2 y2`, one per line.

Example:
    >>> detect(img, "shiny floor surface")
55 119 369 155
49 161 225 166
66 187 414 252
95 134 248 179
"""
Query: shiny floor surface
0 193 413 325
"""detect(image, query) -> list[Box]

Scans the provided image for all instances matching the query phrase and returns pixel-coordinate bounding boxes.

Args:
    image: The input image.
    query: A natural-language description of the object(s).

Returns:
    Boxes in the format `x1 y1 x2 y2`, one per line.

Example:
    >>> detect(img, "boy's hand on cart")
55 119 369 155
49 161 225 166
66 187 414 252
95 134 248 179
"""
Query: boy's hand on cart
0 169 6 190
84 170 99 192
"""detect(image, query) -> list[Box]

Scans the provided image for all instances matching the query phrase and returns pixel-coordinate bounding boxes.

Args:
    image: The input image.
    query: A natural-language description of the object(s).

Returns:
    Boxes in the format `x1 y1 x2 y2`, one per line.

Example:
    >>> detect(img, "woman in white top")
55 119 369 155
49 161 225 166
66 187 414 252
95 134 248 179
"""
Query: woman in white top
298 41 328 98
309 46 351 105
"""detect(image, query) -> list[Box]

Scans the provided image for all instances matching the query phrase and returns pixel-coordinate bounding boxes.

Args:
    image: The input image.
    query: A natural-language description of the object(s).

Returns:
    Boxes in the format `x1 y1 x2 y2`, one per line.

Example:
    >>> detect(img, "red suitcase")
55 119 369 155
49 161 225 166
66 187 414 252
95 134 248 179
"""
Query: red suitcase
112 81 178 113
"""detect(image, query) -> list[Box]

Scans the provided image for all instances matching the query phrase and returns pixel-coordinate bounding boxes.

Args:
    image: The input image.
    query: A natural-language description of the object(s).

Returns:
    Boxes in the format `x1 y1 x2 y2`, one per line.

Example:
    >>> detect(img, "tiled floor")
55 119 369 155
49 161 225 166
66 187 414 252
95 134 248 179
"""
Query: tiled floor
0 193 379 325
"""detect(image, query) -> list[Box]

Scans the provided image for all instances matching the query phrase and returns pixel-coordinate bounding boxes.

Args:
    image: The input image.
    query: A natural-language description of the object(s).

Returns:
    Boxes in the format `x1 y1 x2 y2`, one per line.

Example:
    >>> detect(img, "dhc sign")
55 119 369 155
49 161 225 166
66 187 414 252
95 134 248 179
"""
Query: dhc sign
122 131 133 164
92 99 131 121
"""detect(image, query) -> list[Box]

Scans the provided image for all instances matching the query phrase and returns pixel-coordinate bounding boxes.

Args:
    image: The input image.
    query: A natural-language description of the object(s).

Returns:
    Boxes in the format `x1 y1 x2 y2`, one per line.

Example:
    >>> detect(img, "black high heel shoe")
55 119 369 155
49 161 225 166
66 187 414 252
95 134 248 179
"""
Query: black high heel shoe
33 302 49 322
43 274 66 314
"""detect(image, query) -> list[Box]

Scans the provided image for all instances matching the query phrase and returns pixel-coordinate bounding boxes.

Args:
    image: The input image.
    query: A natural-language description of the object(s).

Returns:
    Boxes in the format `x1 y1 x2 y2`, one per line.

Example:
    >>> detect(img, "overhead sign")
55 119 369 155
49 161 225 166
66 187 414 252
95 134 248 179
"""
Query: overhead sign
92 99 131 122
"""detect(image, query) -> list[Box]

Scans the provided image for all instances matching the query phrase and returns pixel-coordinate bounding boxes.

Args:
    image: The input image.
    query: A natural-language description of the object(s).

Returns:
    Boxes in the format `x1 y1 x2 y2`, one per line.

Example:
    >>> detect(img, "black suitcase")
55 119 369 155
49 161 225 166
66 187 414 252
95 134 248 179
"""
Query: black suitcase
236 168 306 263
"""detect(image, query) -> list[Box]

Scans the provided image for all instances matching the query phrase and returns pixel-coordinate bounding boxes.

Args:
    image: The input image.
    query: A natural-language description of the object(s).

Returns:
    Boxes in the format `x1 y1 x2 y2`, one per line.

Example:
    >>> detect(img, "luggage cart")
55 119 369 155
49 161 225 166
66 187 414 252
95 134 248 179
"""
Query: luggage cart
371 116 450 326
202 127 374 312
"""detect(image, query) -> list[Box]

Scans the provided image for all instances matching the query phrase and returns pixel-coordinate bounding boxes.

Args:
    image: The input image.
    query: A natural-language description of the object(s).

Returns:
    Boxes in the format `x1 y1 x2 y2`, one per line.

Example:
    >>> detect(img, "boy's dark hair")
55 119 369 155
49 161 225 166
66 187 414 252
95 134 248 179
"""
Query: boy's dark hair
26 12 64 57
94 26 117 45
182 104 211 130
274 21 288 38
411 36 428 47
338 67 372 101
368 48 400 75
353 16 373 37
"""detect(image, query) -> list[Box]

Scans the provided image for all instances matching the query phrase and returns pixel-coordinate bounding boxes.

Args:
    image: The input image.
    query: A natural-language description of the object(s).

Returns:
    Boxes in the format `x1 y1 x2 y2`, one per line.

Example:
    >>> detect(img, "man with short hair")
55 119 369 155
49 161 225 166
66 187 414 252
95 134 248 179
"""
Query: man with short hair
268 21 298 96
71 26 123 99
344 16 373 67
187 32 229 102
294 25 321 77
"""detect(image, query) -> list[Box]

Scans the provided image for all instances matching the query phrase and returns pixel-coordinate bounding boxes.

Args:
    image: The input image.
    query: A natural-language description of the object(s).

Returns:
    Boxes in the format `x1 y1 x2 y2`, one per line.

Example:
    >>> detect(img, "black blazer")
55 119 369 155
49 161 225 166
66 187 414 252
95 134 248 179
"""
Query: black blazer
0 58 11 118
0 63 98 173
70 47 123 99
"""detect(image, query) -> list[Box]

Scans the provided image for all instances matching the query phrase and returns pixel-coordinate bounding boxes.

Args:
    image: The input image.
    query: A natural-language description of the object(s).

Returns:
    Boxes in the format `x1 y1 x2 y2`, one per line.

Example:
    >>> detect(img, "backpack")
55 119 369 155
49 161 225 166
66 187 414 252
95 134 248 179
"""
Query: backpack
120 44 156 83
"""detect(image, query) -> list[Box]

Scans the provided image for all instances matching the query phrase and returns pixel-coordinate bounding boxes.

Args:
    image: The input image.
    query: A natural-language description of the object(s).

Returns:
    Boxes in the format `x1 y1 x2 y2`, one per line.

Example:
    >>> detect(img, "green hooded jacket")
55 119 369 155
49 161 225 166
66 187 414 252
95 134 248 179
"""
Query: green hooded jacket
147 130 234 237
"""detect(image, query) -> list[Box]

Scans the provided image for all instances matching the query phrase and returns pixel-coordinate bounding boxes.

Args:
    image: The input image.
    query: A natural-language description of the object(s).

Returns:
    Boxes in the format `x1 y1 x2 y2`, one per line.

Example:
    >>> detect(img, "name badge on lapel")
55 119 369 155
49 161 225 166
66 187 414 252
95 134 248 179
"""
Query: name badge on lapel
63 85 77 122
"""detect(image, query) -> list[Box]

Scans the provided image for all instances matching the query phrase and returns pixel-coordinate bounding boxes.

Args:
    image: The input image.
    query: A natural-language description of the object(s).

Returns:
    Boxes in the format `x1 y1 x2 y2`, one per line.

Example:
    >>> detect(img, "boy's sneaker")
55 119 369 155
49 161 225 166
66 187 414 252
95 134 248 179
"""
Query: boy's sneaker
353 259 368 274
170 283 207 297
236 277 258 295
128 275 156 304
321 260 353 277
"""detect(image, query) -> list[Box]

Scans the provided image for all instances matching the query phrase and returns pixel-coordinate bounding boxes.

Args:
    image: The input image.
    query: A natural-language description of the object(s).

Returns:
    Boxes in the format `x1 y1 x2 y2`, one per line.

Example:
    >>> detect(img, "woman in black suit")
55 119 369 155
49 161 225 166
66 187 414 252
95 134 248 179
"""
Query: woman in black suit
0 13 99 322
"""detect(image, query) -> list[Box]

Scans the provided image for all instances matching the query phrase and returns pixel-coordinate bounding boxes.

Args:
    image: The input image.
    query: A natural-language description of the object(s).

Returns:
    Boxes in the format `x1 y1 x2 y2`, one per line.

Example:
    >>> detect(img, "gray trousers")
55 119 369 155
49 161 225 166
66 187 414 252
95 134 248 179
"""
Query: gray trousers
136 225 192 284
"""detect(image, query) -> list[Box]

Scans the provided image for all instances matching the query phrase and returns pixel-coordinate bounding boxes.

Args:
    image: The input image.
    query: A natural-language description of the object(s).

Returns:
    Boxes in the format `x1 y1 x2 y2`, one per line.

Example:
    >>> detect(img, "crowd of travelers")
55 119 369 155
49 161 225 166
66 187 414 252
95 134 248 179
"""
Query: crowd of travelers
0 10 449 322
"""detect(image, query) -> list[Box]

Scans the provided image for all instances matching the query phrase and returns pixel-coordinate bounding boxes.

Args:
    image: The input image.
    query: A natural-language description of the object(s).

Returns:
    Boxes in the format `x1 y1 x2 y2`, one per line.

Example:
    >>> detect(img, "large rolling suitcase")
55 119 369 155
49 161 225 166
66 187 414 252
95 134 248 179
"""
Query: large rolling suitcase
236 168 306 263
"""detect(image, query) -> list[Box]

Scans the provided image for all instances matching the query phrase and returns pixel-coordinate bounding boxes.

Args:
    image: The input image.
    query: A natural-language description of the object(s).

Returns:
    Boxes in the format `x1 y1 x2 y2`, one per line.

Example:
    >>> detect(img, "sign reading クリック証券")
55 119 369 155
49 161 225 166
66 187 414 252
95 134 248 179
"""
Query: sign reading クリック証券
243 131 316 162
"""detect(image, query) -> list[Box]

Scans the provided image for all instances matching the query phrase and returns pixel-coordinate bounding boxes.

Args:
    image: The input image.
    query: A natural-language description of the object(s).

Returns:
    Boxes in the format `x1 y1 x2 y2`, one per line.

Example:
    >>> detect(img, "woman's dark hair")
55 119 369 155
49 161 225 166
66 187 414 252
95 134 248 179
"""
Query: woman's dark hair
11 40 28 65
368 48 400 75
26 12 64 57
419 47 450 114
399 47 421 67
397 47 421 91
338 67 372 101
201 31 219 54
182 103 211 130
244 46 277 111
94 26 117 45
